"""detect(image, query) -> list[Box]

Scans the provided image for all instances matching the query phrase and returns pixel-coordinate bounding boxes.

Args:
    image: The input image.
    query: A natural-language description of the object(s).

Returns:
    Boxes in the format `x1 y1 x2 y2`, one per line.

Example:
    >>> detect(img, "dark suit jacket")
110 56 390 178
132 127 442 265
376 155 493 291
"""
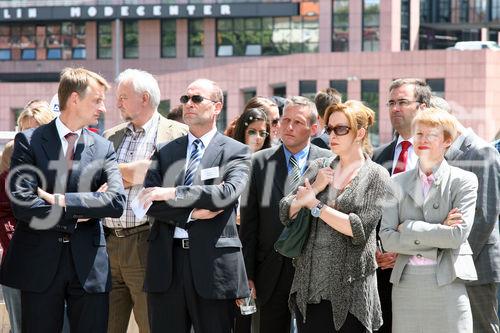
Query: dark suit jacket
239 144 331 306
311 133 329 150
143 131 251 299
371 138 398 175
0 120 125 293
445 130 500 284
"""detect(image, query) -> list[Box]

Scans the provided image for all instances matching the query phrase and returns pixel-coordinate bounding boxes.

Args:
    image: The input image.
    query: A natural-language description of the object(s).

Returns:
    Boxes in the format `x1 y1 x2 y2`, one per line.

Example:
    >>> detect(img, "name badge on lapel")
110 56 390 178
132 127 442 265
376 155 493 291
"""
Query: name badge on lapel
200 167 219 181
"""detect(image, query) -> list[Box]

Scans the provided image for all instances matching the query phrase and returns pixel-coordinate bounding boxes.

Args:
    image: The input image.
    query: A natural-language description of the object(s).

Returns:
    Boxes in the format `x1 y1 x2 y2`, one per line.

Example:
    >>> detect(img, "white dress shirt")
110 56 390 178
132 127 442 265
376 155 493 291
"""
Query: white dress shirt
391 135 418 175
55 117 82 156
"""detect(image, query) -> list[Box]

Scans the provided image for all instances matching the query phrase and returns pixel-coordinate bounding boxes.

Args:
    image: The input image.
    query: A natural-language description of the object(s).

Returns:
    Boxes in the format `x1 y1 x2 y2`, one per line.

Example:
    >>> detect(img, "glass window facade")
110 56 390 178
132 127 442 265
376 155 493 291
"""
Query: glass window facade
97 22 112 59
123 20 138 59
329 80 348 102
401 0 410 50
243 89 256 104
299 80 317 100
161 20 176 58
216 15 318 57
273 85 286 98
188 19 204 58
332 0 349 52
362 0 380 51
427 78 445 97
361 79 379 146
0 22 85 61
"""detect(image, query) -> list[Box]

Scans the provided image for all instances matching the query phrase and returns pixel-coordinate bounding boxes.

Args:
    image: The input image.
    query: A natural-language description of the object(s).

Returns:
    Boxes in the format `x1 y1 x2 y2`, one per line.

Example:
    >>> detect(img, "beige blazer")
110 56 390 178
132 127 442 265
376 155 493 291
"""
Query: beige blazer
103 114 188 150
379 159 478 286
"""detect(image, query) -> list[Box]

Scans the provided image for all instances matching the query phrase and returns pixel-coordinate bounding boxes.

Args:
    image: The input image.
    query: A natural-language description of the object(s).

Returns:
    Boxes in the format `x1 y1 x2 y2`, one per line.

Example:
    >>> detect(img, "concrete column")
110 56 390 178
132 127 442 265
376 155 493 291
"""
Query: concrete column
204 19 215 59
349 0 362 52
410 0 420 50
318 0 332 53
380 0 400 52
177 19 188 60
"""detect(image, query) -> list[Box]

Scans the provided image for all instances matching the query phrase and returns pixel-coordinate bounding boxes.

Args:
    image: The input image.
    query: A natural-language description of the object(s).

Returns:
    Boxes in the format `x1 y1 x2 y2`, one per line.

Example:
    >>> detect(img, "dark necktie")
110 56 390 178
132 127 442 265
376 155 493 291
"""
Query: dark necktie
393 140 411 174
65 132 78 169
184 139 202 186
289 155 301 190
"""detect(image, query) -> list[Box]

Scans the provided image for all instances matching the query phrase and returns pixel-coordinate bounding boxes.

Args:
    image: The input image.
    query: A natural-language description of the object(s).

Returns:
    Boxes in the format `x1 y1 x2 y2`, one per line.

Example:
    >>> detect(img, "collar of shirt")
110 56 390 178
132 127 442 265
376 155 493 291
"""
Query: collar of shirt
187 127 217 151
391 135 417 175
126 112 159 135
282 144 311 174
55 117 83 150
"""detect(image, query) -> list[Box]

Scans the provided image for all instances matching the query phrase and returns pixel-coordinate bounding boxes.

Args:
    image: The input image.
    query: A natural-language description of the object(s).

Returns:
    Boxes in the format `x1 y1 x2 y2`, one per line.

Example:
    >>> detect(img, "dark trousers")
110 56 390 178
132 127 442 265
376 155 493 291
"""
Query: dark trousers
148 246 235 333
376 268 392 333
258 258 294 333
296 301 365 333
21 243 109 333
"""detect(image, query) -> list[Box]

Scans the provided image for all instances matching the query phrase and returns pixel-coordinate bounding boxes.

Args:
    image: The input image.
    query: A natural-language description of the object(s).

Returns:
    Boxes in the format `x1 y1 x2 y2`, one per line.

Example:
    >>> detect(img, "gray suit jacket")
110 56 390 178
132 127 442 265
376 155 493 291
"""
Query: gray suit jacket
380 160 478 286
445 130 500 284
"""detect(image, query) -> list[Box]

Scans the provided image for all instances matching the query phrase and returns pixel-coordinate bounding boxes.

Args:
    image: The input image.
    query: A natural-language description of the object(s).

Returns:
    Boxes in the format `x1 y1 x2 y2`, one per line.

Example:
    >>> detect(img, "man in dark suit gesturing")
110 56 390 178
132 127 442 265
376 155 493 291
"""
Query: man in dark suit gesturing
1 67 126 333
240 96 331 333
139 79 251 333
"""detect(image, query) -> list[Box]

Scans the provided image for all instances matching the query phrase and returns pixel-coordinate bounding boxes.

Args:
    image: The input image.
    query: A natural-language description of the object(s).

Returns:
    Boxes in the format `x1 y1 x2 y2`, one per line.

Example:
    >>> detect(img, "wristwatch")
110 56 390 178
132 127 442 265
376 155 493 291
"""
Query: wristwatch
310 201 324 218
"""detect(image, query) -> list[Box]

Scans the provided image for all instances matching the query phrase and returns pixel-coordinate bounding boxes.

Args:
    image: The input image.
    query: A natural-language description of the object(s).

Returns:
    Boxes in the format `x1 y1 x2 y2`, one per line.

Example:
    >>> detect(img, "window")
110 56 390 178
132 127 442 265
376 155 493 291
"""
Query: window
216 92 227 131
0 49 10 60
273 84 286 98
188 19 204 58
123 21 138 59
97 22 112 59
216 15 319 57
242 88 256 104
361 80 379 146
492 0 500 21
299 80 317 100
158 100 171 118
329 80 348 102
427 78 445 98
332 0 349 52
401 0 410 50
362 0 380 51
22 48 36 60
161 20 176 58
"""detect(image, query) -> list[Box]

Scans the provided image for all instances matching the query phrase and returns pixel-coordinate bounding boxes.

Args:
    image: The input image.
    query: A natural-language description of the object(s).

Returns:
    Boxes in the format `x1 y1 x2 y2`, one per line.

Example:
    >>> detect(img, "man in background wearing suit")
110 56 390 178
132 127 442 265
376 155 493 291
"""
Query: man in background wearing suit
311 88 342 149
444 112 500 333
139 79 251 333
1 67 125 333
240 96 331 333
372 78 431 332
103 69 188 333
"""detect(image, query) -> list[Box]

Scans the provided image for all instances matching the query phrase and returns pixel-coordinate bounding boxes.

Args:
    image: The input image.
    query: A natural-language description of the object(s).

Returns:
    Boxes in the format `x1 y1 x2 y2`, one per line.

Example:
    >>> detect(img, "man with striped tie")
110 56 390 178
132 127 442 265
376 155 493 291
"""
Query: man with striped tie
240 96 331 333
139 79 251 333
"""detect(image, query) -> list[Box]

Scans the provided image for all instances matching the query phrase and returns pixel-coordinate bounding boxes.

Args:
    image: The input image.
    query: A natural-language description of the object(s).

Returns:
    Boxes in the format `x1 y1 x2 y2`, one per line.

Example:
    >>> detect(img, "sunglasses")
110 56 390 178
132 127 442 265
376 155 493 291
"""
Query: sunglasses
180 95 218 104
325 125 351 136
247 129 269 138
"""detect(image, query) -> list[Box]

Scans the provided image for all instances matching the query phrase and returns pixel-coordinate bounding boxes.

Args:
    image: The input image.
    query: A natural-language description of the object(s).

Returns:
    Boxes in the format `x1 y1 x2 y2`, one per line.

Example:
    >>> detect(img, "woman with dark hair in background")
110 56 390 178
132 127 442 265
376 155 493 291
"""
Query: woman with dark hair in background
232 107 271 152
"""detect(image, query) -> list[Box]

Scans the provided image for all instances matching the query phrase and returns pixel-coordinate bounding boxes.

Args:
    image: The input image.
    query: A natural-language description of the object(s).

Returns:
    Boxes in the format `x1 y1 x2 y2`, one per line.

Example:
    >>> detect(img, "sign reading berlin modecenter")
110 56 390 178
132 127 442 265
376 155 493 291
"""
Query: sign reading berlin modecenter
0 3 299 21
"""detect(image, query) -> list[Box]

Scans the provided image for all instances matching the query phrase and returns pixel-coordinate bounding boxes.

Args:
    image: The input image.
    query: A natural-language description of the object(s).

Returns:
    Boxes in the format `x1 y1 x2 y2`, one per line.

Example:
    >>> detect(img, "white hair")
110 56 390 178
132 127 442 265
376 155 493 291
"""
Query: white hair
116 69 161 109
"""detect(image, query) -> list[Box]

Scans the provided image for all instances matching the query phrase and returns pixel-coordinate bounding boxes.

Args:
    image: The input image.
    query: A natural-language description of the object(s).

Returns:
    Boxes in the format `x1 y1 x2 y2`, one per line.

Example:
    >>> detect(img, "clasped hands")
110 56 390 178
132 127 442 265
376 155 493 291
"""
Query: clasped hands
295 167 334 209
137 187 223 220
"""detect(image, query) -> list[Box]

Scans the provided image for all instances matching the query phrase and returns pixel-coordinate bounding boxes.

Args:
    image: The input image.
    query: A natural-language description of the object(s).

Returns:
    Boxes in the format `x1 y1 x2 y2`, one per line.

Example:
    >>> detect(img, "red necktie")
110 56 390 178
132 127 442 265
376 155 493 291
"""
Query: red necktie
65 132 78 168
393 141 411 174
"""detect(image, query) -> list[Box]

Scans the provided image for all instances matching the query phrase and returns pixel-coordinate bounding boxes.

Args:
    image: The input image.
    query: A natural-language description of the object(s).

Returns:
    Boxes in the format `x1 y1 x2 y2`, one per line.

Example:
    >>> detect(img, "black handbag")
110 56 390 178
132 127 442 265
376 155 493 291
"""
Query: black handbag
274 207 314 259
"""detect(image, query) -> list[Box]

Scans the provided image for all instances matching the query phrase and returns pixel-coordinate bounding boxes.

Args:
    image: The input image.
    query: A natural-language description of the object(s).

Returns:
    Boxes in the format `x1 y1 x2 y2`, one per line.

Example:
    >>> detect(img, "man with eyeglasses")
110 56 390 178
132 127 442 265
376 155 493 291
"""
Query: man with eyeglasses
102 69 187 333
372 78 431 333
139 79 251 333
240 96 331 333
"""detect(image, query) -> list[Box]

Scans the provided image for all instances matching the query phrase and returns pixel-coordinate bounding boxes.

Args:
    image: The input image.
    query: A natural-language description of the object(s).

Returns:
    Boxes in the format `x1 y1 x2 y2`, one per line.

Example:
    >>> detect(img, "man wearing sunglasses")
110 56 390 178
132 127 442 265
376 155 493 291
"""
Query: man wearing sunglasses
139 79 251 333
240 96 331 333
372 78 431 333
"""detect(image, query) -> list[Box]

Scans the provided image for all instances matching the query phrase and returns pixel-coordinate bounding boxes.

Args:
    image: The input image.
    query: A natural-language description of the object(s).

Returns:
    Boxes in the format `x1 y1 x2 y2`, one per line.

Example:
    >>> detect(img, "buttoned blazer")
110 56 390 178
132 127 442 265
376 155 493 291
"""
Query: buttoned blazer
143 131 252 299
103 114 188 151
239 144 331 305
0 120 125 293
445 131 500 284
372 137 397 175
380 160 478 286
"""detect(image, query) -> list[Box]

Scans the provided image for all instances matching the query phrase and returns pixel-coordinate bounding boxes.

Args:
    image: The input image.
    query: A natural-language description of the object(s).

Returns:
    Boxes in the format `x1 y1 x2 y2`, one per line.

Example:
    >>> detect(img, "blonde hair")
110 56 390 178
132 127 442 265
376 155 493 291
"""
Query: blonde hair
412 107 459 142
58 67 110 111
324 100 375 155
17 100 54 130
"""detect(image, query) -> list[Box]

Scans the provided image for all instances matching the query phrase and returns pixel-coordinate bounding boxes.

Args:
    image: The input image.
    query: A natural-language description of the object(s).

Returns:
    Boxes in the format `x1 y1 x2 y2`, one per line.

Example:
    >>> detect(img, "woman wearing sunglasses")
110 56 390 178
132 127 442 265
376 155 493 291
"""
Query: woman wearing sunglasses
232 108 271 153
279 101 392 332
379 108 477 333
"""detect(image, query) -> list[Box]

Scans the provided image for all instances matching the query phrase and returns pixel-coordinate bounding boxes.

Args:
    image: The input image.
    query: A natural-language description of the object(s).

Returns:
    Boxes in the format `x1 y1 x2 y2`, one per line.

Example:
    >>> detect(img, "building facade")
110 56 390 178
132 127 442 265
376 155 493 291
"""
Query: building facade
0 0 499 143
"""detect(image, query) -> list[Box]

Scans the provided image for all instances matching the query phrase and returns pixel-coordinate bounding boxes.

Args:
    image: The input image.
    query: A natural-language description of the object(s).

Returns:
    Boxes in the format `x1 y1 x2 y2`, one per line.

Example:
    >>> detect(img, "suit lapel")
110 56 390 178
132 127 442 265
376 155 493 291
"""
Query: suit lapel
68 130 95 189
405 169 424 208
173 136 189 186
41 120 64 163
272 146 288 197
108 128 126 152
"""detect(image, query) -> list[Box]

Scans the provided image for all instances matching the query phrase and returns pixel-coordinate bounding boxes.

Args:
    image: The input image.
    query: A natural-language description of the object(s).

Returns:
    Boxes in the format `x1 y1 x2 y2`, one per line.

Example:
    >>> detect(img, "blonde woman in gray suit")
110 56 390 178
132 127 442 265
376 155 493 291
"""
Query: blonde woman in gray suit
379 108 478 333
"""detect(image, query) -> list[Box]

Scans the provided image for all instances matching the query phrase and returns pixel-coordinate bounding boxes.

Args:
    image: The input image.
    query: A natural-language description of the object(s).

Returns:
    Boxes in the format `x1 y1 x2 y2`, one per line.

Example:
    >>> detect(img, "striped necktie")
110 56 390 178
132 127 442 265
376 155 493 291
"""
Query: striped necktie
184 139 202 186
289 155 301 190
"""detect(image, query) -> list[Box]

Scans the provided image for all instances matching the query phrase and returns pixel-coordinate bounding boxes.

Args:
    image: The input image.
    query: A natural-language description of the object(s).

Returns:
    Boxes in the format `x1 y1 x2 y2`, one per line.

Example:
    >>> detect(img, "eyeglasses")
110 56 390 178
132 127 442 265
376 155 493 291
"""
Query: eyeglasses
386 99 420 108
247 129 269 138
271 118 280 126
180 95 218 104
325 125 351 136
